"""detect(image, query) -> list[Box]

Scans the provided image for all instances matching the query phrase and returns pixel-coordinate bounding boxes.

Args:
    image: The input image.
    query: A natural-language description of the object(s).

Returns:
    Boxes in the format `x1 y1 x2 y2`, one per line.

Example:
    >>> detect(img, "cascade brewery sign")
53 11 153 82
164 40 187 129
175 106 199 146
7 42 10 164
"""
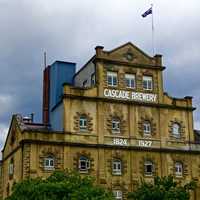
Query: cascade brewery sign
104 89 157 102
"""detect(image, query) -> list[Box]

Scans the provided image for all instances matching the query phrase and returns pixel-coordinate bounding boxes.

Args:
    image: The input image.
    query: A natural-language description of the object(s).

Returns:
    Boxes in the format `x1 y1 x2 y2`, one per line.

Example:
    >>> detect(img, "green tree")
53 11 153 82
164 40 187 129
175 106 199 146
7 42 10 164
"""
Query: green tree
128 176 196 200
6 170 114 200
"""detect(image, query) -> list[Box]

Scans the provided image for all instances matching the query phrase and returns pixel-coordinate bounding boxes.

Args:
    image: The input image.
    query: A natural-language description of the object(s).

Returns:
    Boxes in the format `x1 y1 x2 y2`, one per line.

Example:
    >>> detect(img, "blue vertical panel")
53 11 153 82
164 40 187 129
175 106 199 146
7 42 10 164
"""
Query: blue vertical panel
49 61 76 111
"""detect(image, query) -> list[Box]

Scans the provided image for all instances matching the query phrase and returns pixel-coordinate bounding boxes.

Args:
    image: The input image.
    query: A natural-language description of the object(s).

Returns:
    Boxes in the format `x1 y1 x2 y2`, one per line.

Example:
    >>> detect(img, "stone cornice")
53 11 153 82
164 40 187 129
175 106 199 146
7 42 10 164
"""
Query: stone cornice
62 94 195 111
94 57 166 71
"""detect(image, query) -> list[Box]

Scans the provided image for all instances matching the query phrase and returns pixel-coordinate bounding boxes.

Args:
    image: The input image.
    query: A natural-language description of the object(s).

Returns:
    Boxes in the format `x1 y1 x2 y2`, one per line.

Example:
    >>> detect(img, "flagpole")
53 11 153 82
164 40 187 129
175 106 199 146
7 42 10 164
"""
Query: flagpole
151 3 155 55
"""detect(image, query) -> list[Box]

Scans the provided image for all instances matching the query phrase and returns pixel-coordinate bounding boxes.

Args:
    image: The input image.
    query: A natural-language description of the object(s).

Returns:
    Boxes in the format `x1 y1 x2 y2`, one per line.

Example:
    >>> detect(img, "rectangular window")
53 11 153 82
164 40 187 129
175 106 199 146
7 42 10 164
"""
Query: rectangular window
112 119 120 133
79 157 90 172
143 121 151 135
44 157 55 170
112 160 122 175
113 190 123 200
107 71 117 87
144 161 153 176
125 74 135 89
175 162 183 177
143 76 153 90
79 116 87 131
91 73 95 86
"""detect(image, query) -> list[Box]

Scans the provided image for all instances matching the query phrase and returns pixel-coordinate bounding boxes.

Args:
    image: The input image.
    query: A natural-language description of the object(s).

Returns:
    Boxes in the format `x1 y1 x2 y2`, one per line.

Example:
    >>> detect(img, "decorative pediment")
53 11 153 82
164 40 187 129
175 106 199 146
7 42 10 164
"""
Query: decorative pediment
104 42 155 65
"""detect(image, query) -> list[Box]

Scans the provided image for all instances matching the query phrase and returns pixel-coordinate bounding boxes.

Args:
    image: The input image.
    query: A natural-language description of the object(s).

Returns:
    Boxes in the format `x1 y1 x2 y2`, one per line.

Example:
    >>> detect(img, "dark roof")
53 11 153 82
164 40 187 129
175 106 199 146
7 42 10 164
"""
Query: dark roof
15 114 50 132
194 130 200 143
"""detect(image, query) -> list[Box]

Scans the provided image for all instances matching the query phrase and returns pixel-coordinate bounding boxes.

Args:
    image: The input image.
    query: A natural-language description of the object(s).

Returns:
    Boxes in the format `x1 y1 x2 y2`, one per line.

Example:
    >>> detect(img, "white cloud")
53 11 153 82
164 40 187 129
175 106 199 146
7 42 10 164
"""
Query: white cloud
0 94 14 118
0 123 8 148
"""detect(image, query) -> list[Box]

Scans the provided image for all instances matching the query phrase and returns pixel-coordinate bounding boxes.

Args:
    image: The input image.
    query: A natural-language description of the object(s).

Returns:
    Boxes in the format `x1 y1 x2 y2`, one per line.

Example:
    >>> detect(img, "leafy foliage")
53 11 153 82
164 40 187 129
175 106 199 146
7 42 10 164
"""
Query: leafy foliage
128 176 196 200
6 170 114 200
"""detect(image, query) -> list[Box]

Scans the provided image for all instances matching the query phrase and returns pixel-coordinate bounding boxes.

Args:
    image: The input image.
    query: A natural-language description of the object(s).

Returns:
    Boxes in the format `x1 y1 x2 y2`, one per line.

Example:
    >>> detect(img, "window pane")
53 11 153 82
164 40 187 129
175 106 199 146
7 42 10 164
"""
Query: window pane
107 72 117 87
113 160 122 175
79 156 90 171
112 118 120 133
79 116 87 130
172 123 180 137
125 74 135 88
145 161 153 175
143 76 153 90
143 121 151 134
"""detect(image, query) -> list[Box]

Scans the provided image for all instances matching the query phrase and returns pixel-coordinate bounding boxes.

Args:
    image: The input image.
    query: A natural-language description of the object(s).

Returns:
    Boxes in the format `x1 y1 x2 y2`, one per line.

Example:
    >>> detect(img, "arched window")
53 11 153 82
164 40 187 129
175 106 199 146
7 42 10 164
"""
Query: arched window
143 121 151 135
44 156 55 170
79 156 90 172
175 162 183 177
144 160 154 176
112 159 122 175
172 123 181 137
112 118 120 133
79 115 88 131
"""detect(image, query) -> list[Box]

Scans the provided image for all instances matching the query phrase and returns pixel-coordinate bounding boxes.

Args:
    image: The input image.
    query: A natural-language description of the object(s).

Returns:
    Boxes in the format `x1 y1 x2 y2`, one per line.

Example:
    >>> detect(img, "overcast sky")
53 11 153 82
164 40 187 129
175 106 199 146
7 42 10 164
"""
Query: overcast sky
0 0 200 150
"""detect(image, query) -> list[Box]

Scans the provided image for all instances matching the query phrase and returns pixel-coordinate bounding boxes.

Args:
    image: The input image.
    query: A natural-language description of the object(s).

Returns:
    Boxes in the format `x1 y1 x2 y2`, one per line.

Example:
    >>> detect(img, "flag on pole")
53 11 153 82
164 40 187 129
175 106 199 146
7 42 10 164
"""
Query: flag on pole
141 7 152 17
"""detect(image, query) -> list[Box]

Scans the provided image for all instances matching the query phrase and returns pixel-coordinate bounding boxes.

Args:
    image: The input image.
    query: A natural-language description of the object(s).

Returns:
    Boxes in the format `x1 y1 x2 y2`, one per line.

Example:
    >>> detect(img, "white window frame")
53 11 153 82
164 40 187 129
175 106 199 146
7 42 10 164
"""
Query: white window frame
144 160 154 176
83 80 87 87
113 190 123 200
112 159 122 175
143 121 151 135
143 76 153 90
79 116 87 131
91 73 95 86
44 157 55 171
172 123 181 137
112 118 120 133
175 162 183 177
107 71 118 87
79 156 90 172
125 74 135 89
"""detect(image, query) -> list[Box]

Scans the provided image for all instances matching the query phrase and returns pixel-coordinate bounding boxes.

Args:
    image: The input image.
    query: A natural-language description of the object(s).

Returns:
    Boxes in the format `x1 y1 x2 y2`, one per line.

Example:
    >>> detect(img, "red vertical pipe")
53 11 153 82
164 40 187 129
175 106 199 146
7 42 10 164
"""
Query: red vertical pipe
42 66 50 125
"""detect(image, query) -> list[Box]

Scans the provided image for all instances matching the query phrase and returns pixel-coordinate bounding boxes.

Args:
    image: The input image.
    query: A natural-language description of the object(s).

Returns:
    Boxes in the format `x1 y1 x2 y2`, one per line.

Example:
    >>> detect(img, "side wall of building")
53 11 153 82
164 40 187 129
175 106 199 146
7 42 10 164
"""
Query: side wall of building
74 61 95 87
23 143 200 200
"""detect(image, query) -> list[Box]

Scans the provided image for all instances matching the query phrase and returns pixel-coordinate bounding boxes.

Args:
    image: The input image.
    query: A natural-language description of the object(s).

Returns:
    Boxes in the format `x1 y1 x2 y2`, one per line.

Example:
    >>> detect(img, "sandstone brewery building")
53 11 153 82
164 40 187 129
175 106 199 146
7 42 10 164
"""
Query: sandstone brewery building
1 42 200 199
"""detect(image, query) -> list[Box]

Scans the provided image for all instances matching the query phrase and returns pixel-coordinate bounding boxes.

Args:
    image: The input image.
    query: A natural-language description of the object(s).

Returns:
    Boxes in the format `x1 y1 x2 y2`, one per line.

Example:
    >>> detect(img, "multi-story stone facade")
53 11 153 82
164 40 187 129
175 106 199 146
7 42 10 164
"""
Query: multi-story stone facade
1 42 200 199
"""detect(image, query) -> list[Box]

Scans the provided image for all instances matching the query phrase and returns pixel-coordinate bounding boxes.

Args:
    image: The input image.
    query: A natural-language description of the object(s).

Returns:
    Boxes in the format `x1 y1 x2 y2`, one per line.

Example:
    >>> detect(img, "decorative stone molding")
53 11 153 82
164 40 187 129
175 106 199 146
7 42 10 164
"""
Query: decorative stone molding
23 144 31 178
73 150 94 173
107 150 128 175
106 111 126 135
123 48 136 62
138 115 156 137
139 155 158 176
73 112 93 132
39 146 63 171
170 154 189 177
168 118 185 139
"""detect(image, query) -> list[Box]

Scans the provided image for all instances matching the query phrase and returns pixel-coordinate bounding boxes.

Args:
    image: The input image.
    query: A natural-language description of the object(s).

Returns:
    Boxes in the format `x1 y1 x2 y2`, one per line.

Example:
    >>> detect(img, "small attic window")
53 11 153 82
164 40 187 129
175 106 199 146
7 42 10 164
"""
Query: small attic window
126 53 134 61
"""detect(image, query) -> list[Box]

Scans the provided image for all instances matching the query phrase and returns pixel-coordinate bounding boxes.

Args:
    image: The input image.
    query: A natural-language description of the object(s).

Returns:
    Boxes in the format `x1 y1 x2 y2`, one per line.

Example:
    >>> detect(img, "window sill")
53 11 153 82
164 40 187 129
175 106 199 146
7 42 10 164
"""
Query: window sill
107 85 118 88
112 173 122 176
79 170 89 174
44 167 55 171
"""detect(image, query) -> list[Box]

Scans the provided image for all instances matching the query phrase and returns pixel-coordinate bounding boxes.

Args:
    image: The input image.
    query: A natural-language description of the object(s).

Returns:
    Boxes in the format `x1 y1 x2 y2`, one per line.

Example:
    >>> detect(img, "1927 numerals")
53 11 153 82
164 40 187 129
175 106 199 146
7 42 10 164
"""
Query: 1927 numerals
138 140 152 147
